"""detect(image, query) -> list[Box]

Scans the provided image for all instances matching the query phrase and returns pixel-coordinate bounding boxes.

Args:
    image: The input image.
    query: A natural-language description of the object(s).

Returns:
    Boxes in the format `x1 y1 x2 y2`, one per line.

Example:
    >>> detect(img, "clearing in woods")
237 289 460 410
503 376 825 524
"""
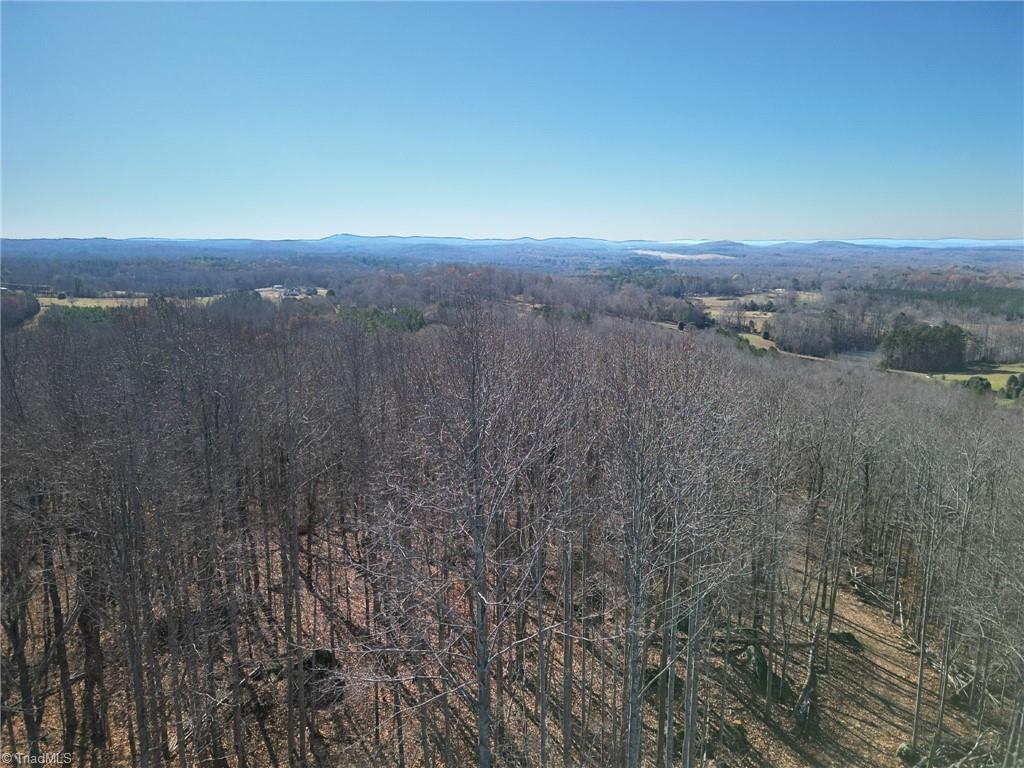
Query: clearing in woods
699 291 822 332
884 363 1024 398
739 334 1024 402
739 332 777 350
933 363 1024 391
36 295 150 308
26 295 151 327
26 287 330 325
255 286 329 301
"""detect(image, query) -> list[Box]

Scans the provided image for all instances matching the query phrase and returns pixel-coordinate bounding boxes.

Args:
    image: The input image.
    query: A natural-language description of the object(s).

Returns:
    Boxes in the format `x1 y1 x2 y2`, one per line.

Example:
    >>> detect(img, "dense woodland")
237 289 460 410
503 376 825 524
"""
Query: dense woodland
0 292 40 332
2 272 1023 767
881 323 969 373
4 245 1024 364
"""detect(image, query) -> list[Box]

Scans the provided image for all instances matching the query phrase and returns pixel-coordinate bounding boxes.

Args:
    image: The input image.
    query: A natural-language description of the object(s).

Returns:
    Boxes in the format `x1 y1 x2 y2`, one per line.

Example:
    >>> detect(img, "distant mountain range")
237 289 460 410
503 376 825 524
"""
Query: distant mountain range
2 234 1021 269
6 233 1022 248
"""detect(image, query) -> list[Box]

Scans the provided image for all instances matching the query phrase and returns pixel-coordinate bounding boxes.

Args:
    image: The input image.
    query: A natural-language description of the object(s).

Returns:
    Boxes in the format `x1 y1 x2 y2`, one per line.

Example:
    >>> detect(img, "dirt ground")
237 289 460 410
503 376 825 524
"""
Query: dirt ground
5 531 995 768
723 562 979 768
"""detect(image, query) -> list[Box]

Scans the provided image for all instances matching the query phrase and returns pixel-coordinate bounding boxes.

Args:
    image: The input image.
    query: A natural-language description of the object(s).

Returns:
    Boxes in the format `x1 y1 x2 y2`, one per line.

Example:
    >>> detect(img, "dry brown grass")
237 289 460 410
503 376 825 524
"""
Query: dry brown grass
739 332 777 350
37 296 150 308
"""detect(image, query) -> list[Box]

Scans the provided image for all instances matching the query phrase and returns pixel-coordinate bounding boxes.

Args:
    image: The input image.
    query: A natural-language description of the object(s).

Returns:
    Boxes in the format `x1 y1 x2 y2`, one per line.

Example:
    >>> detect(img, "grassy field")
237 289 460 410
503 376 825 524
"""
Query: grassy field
935 363 1024 391
255 287 328 302
26 295 151 327
700 296 770 330
792 290 824 303
737 332 834 363
699 290 822 308
738 332 777 350
697 291 822 332
37 296 150 308
30 287 328 321
699 296 743 312
886 363 1024 396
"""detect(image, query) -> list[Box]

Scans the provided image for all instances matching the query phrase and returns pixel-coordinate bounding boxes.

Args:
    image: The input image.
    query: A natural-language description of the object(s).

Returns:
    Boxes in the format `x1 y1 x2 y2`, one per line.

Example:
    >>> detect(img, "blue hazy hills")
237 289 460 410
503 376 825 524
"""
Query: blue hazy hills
2 234 1021 269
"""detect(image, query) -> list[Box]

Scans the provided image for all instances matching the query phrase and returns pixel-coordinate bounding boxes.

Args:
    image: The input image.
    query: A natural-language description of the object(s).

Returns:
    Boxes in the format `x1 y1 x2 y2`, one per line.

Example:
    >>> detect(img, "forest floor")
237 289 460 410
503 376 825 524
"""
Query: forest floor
7 534 997 768
728 560 980 768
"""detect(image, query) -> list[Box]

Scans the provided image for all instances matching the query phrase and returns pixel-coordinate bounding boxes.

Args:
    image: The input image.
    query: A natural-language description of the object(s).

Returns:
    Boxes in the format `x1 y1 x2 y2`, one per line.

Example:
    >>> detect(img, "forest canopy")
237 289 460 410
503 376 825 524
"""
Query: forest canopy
2 289 1022 768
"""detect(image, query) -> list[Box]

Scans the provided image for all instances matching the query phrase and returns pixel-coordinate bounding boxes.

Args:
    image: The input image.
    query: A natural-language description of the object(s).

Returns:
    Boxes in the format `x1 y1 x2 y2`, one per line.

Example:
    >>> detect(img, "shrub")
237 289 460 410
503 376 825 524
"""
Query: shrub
1005 374 1022 399
961 376 992 395
896 743 919 763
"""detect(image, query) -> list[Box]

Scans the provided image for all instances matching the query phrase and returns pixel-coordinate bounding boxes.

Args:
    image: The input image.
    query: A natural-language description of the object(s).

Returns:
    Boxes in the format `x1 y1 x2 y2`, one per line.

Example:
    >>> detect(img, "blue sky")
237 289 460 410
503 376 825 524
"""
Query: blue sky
2 1 1022 240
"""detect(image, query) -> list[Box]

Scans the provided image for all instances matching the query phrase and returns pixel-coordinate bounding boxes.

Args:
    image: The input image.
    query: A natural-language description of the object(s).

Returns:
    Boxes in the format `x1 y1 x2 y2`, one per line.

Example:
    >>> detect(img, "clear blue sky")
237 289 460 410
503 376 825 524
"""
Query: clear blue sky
2 1 1022 240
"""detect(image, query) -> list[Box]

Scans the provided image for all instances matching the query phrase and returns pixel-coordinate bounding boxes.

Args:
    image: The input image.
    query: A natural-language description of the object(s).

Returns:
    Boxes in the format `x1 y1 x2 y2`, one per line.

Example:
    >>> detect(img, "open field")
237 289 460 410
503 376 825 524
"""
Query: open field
739 328 1022 397
934 363 1024 391
26 295 153 327
886 363 1024 392
255 286 328 302
738 332 836 363
792 290 825 303
739 332 777 350
700 297 770 331
698 291 822 332
698 290 823 310
698 295 755 312
25 288 329 326
37 295 150 309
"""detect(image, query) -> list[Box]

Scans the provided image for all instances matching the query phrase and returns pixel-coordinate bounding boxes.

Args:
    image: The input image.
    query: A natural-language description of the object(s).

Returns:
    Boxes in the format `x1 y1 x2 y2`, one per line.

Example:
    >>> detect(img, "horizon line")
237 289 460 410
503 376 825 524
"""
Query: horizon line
3 233 1023 246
